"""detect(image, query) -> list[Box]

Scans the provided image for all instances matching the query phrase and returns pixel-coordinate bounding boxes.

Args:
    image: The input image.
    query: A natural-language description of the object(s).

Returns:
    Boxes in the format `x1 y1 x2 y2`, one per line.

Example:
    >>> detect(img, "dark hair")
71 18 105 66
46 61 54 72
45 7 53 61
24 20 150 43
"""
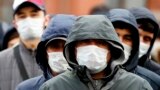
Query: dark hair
2 27 19 50
137 19 154 33
113 21 135 31
89 4 110 15
46 39 66 49
8 31 19 42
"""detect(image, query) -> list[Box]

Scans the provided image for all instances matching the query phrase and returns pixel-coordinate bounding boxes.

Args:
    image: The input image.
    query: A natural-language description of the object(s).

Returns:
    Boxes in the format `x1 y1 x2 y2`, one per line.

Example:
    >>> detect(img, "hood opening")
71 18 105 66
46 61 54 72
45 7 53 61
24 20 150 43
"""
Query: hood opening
37 36 67 78
112 21 140 71
64 39 124 72
137 19 159 65
36 41 49 78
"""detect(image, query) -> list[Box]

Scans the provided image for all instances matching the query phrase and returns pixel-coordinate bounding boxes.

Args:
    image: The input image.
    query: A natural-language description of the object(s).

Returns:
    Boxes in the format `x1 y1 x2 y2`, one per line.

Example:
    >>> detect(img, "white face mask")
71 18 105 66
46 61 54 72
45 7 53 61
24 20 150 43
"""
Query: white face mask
139 42 149 58
122 43 132 62
151 41 160 61
48 52 70 73
76 45 108 74
16 17 44 40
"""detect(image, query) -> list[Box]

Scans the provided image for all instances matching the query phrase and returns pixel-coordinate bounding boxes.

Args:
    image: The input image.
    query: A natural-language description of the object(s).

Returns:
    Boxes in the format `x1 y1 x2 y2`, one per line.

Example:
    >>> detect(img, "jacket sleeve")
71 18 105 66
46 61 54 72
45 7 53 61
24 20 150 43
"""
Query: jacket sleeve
140 80 153 90
39 83 49 90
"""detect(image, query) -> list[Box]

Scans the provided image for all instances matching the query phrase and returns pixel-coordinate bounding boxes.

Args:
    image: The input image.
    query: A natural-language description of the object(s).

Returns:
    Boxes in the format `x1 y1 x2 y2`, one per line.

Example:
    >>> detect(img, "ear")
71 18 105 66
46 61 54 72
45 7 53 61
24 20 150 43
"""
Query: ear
44 14 50 27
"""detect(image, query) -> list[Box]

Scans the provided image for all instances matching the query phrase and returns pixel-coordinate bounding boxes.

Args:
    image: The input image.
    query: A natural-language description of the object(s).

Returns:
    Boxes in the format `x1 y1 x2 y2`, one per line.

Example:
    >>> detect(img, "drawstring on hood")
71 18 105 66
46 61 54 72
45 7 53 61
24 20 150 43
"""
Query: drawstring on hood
36 14 76 79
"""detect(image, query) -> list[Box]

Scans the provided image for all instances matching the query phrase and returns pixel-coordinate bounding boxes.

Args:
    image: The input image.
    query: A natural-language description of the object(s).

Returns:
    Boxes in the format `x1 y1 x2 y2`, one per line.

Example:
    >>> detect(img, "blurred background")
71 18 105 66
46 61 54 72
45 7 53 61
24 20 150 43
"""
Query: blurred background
0 0 160 57
0 0 160 23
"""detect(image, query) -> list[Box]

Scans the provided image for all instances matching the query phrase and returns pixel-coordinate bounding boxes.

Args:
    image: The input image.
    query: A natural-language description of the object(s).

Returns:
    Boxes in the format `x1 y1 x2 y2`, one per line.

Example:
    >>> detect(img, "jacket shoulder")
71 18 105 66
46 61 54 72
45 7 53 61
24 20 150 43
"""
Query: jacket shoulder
144 60 160 75
39 70 88 90
0 47 14 58
0 47 14 65
16 75 45 90
136 66 160 87
110 69 153 90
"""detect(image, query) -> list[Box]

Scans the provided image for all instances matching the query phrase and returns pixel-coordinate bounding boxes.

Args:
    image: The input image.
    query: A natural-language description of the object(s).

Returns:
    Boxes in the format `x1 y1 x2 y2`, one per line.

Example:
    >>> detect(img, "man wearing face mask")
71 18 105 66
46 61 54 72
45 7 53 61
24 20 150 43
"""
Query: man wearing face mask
129 8 160 75
15 14 76 90
107 9 160 90
39 15 152 90
0 0 48 90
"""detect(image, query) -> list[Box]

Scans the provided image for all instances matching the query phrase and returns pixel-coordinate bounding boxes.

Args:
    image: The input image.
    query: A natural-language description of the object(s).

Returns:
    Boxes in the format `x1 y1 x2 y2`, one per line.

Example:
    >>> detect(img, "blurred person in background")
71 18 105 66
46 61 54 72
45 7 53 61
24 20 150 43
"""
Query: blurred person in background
16 14 76 90
2 26 19 50
89 4 110 15
129 7 160 75
107 9 160 90
0 0 48 90
151 31 160 64
0 22 12 51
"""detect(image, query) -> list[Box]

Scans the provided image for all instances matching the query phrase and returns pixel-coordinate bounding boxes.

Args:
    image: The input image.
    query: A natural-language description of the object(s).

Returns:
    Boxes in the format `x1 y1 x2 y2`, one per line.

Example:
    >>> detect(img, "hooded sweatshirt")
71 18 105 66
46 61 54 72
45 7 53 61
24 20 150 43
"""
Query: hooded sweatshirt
107 9 160 90
39 15 152 90
2 26 19 50
129 7 160 75
15 14 76 90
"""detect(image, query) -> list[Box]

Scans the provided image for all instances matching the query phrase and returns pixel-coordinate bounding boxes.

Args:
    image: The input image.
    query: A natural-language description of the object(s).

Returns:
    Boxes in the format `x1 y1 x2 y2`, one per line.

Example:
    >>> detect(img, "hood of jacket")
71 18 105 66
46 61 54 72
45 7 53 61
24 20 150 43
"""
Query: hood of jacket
2 26 18 50
36 14 76 79
63 15 125 79
107 9 139 71
129 7 160 66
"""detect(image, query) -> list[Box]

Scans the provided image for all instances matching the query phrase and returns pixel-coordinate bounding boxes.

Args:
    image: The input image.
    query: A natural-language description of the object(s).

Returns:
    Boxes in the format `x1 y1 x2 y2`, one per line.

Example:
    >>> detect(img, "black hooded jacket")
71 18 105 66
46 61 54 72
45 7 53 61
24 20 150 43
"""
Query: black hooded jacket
129 7 160 75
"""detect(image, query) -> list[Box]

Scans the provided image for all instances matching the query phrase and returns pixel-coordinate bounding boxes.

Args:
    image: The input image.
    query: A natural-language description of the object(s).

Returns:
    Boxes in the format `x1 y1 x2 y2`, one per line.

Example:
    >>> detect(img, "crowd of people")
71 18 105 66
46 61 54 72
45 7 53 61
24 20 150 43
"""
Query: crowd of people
0 0 160 90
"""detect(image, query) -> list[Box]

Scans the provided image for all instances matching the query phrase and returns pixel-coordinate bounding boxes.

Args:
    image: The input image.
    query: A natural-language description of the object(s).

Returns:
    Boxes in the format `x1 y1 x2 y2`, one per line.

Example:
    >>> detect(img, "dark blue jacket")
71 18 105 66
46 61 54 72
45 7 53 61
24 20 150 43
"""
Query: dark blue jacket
15 14 76 90
107 9 160 90
129 8 160 75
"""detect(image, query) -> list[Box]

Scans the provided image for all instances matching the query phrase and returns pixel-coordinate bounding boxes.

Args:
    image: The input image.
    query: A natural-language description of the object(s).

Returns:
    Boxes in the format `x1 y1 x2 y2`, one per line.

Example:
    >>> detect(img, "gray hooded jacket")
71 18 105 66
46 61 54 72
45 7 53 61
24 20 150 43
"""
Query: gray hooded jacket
39 15 152 90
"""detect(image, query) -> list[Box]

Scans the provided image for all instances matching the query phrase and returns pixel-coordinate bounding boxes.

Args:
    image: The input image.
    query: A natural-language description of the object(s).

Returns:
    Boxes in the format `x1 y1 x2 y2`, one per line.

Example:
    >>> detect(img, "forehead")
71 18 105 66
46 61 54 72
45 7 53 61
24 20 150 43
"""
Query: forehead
14 2 42 15
116 28 131 35
46 40 65 52
138 28 153 35
46 39 65 48
76 39 108 46
15 7 41 15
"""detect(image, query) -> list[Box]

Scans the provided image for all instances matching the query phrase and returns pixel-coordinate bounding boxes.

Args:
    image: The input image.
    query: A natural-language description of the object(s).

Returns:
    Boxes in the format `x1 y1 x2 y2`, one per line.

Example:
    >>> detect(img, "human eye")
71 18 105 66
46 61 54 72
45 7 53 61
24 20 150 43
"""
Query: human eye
143 36 152 44
124 35 132 41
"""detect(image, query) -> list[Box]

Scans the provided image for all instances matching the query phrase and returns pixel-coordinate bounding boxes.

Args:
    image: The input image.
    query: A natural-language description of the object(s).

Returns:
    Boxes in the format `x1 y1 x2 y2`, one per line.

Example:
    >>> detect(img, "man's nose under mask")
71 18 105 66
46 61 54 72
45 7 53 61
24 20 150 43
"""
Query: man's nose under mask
48 52 70 73
16 17 44 40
